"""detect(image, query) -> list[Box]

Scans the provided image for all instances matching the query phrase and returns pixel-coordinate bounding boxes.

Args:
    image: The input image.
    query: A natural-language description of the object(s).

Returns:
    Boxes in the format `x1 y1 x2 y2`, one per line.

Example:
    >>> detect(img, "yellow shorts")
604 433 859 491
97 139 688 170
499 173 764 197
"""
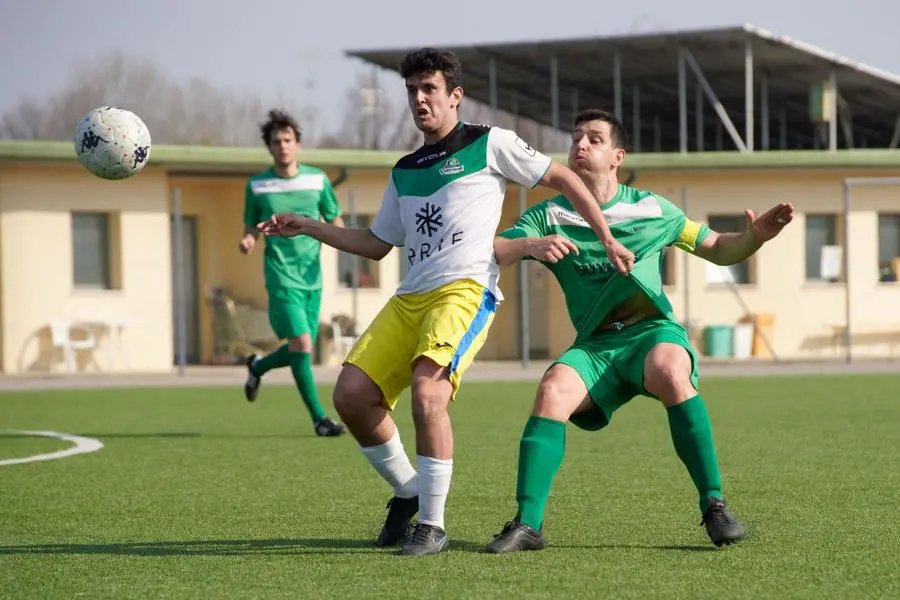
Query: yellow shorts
343 278 497 410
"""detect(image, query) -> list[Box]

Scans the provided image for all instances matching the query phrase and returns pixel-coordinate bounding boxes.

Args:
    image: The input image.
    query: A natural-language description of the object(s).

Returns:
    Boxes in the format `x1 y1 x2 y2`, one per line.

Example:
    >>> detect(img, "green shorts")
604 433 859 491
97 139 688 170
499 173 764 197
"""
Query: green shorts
555 318 699 432
267 287 322 341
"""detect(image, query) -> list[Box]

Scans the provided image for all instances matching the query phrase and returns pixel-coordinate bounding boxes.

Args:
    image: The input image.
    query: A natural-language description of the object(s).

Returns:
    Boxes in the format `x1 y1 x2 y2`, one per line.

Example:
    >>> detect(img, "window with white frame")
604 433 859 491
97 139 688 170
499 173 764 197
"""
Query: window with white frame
805 214 842 282
877 214 900 283
72 212 113 289
337 214 379 288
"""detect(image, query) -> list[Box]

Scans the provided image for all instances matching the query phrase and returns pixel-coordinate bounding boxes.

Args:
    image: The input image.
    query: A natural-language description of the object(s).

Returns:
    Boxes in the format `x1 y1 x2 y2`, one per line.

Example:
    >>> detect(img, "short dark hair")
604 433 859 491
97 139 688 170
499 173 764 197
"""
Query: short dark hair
399 47 463 92
573 108 627 149
260 109 301 145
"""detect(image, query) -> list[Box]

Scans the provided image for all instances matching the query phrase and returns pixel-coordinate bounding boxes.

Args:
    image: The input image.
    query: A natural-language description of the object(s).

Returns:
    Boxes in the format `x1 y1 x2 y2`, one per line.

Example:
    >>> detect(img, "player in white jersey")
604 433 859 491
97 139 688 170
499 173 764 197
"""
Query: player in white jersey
256 47 635 556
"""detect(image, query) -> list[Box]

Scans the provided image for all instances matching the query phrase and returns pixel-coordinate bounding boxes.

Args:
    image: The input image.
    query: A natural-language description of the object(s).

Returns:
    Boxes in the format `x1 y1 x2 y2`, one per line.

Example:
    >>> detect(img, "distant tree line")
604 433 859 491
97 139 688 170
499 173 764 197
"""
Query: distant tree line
0 51 566 153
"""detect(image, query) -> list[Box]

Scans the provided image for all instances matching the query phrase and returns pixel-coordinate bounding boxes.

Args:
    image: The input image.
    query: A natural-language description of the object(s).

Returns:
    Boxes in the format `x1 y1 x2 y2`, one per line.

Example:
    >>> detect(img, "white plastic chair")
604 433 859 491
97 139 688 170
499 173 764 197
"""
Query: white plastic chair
49 320 97 372
331 320 358 360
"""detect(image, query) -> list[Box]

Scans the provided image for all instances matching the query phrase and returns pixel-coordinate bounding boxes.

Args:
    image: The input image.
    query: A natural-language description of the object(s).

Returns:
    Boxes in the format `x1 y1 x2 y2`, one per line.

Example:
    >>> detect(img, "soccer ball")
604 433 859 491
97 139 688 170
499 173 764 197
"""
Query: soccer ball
74 106 151 180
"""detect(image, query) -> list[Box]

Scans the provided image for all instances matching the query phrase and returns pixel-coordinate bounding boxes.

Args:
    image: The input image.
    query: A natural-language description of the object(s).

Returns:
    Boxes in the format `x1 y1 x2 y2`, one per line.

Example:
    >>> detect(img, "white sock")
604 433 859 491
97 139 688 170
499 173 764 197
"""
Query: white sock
359 429 418 498
416 455 453 530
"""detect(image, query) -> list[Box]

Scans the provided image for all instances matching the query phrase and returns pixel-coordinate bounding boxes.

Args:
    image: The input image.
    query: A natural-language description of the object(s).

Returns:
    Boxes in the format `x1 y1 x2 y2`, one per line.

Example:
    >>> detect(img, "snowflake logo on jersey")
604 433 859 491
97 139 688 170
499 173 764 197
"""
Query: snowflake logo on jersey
415 202 444 238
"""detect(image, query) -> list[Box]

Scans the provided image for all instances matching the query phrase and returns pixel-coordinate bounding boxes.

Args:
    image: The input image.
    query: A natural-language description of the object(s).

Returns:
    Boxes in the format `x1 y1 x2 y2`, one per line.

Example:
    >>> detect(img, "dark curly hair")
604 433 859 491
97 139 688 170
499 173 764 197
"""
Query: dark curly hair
400 47 463 92
260 109 301 145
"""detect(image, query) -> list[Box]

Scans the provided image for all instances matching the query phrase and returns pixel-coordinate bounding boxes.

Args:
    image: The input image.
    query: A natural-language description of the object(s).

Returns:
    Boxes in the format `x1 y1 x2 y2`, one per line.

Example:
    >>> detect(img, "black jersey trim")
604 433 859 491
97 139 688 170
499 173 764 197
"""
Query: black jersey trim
395 122 491 170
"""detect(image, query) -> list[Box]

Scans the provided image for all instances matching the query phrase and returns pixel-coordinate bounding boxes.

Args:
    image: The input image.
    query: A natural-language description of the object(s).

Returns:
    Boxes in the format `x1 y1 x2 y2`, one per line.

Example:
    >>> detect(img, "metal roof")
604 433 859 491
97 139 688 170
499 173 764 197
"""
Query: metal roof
346 24 900 151
2 140 899 173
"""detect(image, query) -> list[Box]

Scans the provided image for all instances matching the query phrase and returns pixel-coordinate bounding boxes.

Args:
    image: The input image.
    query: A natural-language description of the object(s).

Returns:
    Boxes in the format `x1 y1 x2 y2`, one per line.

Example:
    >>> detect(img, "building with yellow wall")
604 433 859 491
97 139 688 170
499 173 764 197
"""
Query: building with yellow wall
2 140 900 375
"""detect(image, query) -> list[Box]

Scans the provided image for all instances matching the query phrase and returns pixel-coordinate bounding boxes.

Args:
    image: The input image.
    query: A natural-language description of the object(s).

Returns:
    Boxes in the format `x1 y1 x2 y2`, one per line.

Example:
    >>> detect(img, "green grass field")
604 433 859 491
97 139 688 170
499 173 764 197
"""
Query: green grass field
1 374 897 599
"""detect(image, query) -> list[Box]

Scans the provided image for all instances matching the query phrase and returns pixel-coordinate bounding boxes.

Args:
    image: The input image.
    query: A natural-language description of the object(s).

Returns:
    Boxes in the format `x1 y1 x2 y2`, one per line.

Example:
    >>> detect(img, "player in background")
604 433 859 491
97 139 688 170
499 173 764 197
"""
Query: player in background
240 109 346 438
256 49 635 556
485 108 794 553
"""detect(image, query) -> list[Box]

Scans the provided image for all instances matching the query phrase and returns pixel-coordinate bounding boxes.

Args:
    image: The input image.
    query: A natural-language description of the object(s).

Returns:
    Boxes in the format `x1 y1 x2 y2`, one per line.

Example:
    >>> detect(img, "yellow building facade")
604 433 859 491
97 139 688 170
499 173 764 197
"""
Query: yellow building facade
1 141 899 374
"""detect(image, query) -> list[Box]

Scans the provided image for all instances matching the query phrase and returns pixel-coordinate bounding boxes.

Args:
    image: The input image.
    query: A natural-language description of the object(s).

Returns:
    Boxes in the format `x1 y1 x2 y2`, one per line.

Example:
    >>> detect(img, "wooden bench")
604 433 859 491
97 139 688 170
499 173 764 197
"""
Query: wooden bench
826 324 900 356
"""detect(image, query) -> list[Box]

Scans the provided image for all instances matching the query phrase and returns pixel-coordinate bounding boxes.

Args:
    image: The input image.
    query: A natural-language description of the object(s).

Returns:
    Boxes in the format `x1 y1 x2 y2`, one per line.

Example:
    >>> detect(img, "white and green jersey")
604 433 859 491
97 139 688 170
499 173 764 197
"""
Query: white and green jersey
370 121 552 298
243 165 341 290
499 184 712 342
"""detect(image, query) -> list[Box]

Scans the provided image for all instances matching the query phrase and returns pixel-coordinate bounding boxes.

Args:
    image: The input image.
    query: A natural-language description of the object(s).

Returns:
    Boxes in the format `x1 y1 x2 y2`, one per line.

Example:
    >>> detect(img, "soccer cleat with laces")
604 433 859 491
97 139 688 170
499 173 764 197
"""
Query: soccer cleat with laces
483 517 546 553
243 354 261 402
313 417 346 437
400 523 448 556
700 496 746 547
375 496 419 547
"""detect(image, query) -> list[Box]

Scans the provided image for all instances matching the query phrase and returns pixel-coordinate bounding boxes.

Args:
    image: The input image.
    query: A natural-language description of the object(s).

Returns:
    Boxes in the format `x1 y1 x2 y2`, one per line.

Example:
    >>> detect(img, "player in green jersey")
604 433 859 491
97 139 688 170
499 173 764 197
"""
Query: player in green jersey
256 50 636 557
484 108 794 553
240 109 346 437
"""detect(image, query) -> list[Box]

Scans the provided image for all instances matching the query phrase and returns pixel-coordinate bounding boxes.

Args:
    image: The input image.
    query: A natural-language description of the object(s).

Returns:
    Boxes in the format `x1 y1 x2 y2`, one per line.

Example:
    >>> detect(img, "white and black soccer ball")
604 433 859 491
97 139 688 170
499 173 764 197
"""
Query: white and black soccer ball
74 106 152 180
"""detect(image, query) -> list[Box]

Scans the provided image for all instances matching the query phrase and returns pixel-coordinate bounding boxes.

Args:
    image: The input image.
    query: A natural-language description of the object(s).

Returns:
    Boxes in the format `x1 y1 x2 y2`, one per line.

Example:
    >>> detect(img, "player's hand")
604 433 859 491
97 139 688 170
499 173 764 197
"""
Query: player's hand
527 235 579 263
603 237 635 276
747 202 794 242
238 234 256 255
257 213 309 238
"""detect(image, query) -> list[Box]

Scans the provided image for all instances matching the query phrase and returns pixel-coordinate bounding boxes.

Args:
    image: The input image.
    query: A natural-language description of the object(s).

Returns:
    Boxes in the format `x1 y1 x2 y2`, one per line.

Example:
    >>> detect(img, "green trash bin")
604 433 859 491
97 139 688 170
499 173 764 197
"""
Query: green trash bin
703 325 734 358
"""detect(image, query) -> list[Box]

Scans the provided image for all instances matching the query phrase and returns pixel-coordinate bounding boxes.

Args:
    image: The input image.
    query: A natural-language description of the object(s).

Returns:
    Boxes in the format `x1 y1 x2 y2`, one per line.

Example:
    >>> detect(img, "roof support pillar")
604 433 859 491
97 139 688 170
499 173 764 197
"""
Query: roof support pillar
654 116 662 152
488 56 498 122
761 73 770 150
779 107 788 149
828 69 838 151
683 48 750 152
632 84 641 152
678 48 688 153
613 49 622 122
695 84 704 151
745 40 754 151
511 91 520 131
550 55 560 131
889 115 900 149
571 88 579 127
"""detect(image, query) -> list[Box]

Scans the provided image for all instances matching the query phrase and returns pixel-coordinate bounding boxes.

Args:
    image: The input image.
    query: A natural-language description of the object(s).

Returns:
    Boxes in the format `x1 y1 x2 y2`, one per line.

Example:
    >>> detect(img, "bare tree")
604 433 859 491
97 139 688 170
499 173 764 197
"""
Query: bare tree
1 51 569 152
317 71 566 153
319 71 420 150
0 97 46 139
0 50 313 147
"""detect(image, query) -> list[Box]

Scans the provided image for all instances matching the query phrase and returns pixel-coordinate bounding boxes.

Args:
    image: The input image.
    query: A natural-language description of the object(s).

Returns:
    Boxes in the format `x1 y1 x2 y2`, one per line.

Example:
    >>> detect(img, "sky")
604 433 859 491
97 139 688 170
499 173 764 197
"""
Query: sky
1 0 897 137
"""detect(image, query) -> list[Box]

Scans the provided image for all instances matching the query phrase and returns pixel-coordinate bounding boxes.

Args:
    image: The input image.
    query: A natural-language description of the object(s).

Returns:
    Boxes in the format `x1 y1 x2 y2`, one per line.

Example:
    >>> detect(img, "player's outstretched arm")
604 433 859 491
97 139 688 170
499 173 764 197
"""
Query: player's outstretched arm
257 213 393 261
539 163 634 275
494 235 578 268
692 202 794 265
240 182 260 254
239 226 259 255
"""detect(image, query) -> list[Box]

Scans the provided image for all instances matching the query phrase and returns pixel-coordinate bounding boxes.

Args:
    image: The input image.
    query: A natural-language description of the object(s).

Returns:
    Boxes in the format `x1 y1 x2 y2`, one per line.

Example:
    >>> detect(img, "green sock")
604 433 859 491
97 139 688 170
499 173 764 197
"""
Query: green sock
516 416 567 530
289 352 327 423
253 344 291 376
666 395 724 512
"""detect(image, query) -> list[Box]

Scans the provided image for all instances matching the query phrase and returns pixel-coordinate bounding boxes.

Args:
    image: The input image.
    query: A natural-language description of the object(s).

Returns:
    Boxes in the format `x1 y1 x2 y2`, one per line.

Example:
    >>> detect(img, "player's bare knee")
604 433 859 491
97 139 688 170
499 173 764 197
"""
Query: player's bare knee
287 334 312 353
533 379 563 418
409 357 452 425
333 365 381 417
533 366 584 421
643 344 696 406
411 381 450 426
